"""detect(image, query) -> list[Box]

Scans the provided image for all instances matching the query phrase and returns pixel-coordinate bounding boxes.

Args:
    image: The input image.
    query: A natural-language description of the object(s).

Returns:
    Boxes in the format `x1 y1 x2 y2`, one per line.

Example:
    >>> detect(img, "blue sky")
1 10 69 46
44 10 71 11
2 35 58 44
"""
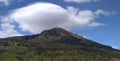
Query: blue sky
0 0 120 49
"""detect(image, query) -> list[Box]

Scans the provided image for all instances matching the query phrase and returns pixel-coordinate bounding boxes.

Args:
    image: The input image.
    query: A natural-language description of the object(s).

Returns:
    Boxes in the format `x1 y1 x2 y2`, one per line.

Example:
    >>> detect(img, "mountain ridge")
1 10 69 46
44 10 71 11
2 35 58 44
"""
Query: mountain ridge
0 27 120 61
0 27 118 51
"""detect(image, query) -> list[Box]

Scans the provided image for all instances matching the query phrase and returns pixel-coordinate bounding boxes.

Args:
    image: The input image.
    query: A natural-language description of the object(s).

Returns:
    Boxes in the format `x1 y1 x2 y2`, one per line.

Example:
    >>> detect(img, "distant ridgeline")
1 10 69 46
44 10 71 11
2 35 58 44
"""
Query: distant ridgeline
0 27 120 61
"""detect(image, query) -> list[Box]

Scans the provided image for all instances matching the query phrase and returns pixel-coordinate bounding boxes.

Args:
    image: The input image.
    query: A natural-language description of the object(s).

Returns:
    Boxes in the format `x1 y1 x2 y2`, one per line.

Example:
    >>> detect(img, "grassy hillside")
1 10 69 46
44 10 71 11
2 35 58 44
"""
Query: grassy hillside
0 39 119 61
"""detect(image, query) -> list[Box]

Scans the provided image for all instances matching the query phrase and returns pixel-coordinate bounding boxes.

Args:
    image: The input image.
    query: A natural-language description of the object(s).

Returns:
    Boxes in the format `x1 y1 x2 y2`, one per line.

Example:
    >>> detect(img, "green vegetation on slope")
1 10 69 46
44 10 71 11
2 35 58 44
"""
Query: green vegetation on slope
0 40 120 61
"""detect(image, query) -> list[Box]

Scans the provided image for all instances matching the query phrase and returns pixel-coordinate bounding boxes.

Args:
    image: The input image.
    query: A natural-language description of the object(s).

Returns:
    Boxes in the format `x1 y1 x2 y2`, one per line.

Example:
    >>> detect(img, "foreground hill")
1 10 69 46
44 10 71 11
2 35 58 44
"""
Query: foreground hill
0 27 120 61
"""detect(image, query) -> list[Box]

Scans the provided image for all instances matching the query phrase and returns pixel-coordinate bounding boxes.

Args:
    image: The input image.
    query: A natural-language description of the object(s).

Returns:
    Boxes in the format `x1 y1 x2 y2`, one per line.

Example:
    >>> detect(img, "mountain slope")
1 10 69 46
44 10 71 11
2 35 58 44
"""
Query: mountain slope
0 27 120 61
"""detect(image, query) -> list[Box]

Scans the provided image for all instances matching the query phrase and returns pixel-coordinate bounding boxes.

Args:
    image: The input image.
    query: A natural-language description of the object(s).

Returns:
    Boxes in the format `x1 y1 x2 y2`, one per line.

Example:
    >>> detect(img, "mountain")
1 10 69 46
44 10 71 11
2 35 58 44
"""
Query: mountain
0 27 120 61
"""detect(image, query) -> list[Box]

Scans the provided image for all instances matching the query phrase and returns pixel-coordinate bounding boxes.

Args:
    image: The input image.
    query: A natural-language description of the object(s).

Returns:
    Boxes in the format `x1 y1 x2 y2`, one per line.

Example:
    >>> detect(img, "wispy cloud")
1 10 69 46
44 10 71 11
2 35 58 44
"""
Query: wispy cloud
0 0 10 6
64 0 98 3
95 9 116 16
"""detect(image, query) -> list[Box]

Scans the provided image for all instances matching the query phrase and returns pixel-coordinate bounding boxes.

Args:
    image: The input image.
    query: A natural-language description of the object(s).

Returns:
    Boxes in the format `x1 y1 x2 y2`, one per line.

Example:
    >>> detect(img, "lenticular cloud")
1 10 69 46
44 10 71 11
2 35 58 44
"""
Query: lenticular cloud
9 3 70 33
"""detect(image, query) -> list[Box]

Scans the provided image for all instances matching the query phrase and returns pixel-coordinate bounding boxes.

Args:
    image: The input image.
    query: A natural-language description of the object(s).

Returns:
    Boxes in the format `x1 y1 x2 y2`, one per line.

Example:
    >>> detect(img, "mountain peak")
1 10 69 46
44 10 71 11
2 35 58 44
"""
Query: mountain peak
40 27 73 37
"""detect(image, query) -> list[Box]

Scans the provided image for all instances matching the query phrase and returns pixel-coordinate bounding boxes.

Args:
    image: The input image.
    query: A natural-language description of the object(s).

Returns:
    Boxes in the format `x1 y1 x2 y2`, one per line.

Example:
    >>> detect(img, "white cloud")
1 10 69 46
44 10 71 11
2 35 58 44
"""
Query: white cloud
0 0 10 6
95 9 116 16
112 46 120 50
0 16 22 38
0 22 22 38
64 0 98 3
88 22 104 27
0 2 114 38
